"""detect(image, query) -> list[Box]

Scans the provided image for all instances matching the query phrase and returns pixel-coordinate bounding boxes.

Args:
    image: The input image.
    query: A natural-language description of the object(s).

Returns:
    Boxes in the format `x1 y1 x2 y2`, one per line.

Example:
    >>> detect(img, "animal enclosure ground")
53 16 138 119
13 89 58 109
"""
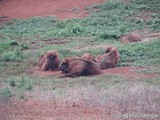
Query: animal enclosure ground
0 0 160 120
0 0 103 20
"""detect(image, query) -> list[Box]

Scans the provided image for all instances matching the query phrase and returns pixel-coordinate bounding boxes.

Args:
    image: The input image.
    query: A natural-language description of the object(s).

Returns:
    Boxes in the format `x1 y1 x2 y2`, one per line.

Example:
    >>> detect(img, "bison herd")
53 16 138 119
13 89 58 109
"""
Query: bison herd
36 32 160 77
37 46 119 77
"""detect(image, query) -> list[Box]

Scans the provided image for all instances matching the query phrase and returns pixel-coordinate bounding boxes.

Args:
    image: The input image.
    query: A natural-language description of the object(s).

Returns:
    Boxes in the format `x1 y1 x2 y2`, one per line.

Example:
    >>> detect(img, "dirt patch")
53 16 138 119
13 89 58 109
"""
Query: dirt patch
41 38 70 45
0 99 110 120
30 69 61 77
30 66 160 79
0 16 10 21
0 0 104 20
72 44 111 51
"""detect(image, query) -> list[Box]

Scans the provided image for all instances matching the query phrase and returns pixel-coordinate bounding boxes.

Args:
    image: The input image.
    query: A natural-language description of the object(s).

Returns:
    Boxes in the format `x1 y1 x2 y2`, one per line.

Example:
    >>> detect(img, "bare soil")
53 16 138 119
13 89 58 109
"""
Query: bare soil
0 99 111 120
0 0 103 20
31 66 160 79
0 0 160 120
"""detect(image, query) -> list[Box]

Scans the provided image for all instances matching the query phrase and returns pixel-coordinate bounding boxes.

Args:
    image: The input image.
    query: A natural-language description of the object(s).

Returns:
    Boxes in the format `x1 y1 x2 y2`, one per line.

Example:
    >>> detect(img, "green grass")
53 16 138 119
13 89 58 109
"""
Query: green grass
137 77 160 86
0 0 159 41
119 39 160 66
0 74 125 100
0 0 159 72
0 76 33 100
0 0 160 100
134 66 160 74
0 87 12 100
132 0 160 12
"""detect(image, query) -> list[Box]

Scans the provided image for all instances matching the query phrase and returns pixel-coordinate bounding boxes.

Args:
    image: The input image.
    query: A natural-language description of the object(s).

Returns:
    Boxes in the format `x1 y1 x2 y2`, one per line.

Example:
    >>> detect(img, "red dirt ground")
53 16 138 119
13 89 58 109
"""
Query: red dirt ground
0 0 104 20
32 66 160 79
1 0 160 120
0 99 114 120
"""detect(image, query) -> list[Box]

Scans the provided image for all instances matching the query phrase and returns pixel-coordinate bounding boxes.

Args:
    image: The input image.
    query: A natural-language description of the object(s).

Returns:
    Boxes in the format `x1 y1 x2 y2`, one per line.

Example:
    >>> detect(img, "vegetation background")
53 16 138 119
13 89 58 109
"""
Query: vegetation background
0 0 160 119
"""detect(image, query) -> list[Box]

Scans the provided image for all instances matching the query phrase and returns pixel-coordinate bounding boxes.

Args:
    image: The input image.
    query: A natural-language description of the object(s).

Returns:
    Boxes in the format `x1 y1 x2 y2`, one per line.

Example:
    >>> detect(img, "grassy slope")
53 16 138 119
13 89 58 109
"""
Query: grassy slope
0 0 160 100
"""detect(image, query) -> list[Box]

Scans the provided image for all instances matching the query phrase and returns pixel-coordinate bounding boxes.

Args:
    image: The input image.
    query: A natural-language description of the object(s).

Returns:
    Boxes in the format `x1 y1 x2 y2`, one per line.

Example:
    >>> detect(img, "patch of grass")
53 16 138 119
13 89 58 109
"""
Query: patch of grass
134 67 160 74
2 76 34 99
146 19 160 30
18 76 33 90
7 76 33 90
138 77 160 87
0 47 23 62
0 0 159 43
0 42 23 61
0 59 35 77
9 78 16 87
119 39 160 66
92 74 126 89
132 0 160 12
0 87 12 100
18 89 27 100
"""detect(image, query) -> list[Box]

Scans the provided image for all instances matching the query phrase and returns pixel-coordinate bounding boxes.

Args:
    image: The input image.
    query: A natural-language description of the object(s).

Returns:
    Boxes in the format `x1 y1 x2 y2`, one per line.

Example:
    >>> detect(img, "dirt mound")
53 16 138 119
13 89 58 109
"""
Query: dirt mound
0 0 103 20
